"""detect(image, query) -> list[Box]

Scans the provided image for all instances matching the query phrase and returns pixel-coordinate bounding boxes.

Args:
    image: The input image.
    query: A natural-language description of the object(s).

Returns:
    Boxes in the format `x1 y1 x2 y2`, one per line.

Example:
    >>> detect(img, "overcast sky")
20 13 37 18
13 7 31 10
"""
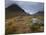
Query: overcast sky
5 0 44 15
14 1 44 15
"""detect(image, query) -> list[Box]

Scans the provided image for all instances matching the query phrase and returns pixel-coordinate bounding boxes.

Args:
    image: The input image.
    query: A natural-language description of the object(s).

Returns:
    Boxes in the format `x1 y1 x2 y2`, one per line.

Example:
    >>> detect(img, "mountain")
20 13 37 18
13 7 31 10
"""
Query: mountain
32 11 44 16
5 4 44 19
5 4 30 19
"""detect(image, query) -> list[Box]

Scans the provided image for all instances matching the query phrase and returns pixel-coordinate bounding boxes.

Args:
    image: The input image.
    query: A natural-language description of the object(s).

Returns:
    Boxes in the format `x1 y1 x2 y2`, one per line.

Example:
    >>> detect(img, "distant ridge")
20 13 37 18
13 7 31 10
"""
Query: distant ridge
33 11 44 16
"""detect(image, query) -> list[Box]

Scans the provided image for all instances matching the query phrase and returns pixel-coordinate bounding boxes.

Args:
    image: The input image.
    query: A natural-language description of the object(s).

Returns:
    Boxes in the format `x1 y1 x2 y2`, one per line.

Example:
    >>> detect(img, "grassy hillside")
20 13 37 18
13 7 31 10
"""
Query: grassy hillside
5 16 44 34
